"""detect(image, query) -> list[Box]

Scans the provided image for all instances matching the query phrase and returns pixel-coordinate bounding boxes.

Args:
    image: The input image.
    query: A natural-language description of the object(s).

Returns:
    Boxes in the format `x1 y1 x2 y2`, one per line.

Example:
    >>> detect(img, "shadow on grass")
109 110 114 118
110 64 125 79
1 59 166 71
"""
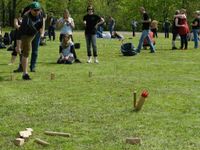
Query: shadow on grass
38 61 58 65
0 76 10 81
0 63 7 65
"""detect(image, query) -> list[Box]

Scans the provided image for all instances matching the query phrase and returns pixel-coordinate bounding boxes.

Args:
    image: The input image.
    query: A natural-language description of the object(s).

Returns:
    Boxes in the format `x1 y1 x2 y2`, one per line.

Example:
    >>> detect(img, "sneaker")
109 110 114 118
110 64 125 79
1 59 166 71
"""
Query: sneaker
30 68 36 72
22 74 31 80
74 59 82 63
172 47 177 50
136 49 140 53
87 57 92 63
94 57 99 63
8 63 13 66
13 67 23 73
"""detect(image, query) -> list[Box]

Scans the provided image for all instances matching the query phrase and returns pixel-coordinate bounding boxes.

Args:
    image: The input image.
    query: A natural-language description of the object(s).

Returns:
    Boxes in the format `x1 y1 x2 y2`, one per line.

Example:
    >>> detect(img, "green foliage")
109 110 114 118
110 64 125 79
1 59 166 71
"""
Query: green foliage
1 0 200 30
0 31 200 149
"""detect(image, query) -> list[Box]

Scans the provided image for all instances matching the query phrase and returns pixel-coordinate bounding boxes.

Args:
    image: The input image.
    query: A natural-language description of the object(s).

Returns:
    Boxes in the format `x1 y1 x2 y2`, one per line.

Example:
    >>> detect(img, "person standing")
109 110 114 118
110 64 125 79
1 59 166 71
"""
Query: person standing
13 0 46 73
171 10 180 50
163 18 171 38
191 11 200 49
83 5 104 63
8 10 23 65
151 20 158 38
16 1 43 80
131 19 137 37
136 7 155 53
48 12 56 41
175 9 189 50
108 16 115 36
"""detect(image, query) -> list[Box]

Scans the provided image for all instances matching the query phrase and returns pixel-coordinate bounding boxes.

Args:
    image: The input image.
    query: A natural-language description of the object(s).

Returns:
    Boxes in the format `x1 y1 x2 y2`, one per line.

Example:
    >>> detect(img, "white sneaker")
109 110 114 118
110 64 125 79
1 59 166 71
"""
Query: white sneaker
94 57 99 63
87 57 92 63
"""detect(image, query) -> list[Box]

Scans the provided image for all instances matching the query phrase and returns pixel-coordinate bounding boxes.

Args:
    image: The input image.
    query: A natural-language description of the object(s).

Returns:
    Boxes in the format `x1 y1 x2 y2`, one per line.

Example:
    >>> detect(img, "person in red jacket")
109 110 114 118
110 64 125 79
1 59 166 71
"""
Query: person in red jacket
175 9 190 49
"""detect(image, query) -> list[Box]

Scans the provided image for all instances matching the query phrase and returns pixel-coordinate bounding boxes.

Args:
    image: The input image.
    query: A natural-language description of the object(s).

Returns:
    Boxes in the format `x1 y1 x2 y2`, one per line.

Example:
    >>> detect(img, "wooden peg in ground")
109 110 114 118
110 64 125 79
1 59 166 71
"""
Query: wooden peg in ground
14 138 25 146
44 131 71 137
126 137 141 145
50 72 55 80
134 90 149 111
35 138 50 146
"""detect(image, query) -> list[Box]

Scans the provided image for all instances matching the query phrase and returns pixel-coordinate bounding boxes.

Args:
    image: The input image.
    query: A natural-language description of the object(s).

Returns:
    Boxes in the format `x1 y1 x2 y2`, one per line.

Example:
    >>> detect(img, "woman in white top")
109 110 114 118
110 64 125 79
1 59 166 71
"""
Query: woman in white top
57 9 81 63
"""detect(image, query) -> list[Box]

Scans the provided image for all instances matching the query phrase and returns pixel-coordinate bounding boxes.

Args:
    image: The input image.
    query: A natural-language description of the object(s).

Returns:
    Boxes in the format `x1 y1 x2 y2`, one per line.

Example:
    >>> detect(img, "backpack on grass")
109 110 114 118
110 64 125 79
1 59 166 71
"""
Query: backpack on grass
121 43 137 56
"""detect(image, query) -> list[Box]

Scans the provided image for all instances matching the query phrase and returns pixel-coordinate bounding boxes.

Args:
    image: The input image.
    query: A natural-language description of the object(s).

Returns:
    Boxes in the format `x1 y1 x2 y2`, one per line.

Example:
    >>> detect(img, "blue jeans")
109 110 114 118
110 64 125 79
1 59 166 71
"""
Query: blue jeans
85 34 97 57
109 26 114 36
192 29 199 48
30 32 40 70
136 29 155 52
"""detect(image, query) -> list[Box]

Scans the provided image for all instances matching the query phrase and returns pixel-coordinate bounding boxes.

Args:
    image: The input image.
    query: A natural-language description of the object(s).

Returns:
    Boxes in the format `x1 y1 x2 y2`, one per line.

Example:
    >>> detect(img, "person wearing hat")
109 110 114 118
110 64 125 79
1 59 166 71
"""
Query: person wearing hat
16 1 44 80
191 11 200 49
13 0 46 73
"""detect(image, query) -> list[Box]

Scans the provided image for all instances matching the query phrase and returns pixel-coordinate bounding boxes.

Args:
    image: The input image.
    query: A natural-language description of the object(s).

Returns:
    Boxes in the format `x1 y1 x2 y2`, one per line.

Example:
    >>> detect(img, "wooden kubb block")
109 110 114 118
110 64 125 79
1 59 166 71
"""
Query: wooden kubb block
14 138 25 146
18 130 32 139
126 137 141 145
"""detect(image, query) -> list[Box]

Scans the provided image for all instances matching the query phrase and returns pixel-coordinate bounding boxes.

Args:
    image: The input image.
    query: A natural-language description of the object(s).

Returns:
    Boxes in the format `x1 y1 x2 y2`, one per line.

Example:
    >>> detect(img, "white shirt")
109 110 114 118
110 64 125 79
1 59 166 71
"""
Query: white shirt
58 17 74 35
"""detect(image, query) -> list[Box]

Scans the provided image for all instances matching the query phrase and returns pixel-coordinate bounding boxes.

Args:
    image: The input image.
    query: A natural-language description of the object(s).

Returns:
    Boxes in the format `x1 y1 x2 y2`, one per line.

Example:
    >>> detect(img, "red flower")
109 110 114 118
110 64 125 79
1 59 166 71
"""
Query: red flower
141 90 149 98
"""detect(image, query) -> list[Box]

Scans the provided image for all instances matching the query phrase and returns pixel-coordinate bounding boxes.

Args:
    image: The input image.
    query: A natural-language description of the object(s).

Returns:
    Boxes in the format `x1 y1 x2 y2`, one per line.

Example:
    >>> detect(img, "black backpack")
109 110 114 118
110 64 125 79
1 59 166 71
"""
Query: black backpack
121 43 137 56
0 42 6 49
3 32 11 45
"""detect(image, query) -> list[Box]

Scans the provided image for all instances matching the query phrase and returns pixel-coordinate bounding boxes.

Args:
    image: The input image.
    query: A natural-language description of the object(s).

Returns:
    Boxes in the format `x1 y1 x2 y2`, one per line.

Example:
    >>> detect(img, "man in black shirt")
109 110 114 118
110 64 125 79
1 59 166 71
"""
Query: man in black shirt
83 5 104 63
136 7 155 53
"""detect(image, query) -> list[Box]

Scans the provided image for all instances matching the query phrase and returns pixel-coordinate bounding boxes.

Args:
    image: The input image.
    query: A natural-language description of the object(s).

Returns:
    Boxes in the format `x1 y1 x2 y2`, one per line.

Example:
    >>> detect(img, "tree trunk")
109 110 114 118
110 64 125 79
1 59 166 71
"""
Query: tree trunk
2 0 5 27
12 0 17 27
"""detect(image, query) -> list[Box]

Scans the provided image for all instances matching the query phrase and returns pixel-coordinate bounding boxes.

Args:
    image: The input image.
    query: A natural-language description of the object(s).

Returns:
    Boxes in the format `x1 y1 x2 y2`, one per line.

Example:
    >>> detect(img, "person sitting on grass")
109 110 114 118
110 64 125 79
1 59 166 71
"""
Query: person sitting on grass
57 33 74 64
111 31 124 41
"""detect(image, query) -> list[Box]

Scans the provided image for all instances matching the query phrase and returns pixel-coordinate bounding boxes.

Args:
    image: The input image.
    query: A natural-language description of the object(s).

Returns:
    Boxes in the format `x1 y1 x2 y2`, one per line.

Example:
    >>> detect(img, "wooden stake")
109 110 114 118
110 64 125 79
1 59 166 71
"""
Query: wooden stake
10 73 15 81
44 131 71 137
135 90 149 111
89 71 92 77
35 138 50 146
50 72 55 80
133 90 137 108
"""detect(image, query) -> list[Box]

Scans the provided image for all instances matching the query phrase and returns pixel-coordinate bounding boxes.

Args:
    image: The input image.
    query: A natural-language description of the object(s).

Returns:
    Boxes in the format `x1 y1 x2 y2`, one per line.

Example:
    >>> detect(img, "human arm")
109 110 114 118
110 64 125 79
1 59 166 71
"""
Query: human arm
14 18 21 30
175 17 185 27
191 19 198 27
174 14 186 19
95 17 105 29
67 18 75 29
40 17 45 37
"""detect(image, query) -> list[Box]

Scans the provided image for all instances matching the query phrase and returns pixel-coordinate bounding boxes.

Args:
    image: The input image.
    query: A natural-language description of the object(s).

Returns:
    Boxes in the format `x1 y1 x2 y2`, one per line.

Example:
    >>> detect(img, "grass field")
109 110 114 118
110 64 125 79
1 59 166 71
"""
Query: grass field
0 31 200 150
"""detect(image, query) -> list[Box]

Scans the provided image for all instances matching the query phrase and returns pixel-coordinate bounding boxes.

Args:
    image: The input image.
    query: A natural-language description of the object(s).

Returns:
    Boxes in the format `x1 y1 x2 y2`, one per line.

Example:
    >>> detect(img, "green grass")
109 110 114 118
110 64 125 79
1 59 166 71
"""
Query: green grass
0 31 200 150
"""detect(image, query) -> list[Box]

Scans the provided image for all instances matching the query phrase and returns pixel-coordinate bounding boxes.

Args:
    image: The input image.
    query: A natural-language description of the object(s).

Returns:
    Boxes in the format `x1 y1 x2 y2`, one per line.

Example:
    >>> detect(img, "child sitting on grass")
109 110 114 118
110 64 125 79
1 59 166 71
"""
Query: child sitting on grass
57 33 74 64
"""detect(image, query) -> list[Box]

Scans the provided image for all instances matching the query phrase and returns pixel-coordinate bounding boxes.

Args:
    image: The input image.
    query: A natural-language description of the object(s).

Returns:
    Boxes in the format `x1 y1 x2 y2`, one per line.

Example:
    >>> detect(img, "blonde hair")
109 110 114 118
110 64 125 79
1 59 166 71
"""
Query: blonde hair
62 34 71 48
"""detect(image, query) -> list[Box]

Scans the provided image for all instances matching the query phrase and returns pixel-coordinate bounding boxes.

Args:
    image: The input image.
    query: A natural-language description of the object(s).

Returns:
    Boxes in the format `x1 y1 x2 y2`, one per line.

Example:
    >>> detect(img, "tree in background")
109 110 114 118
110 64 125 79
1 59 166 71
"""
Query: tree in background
0 0 200 31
